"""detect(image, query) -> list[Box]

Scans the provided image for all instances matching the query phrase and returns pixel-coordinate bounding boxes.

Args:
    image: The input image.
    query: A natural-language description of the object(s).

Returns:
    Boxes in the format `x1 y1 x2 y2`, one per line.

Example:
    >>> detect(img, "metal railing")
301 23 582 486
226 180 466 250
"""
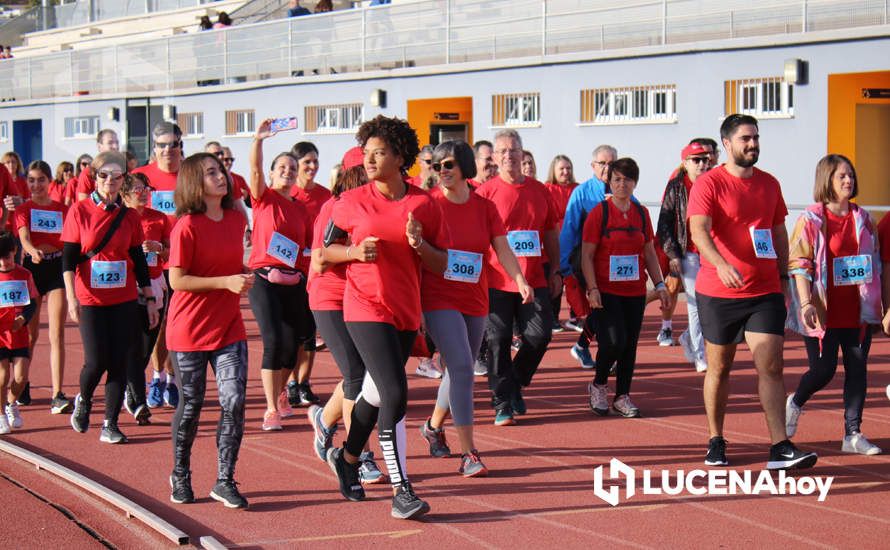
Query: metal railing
54 0 219 28
0 0 887 103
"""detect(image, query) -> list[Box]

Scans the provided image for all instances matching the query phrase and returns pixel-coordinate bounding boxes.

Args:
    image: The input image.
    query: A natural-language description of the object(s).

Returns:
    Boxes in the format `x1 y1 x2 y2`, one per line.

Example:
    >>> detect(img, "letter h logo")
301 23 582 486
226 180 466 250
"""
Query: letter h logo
593 458 636 506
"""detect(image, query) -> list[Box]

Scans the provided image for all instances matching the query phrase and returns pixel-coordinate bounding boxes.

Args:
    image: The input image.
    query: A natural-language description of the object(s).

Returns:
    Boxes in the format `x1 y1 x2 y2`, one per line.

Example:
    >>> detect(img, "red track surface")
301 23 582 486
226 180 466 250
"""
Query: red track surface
2 300 889 549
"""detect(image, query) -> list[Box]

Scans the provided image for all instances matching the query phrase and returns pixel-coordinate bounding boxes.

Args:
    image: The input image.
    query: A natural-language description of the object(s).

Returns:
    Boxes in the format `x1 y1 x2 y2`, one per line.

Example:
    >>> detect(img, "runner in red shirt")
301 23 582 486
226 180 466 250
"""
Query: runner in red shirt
245 122 313 432
2 152 30 237
687 114 816 470
117 172 172 426
49 161 75 205
325 115 448 520
286 141 332 409
544 154 578 332
580 158 670 418
62 151 156 445
166 152 252 510
419 140 532 477
75 129 120 201
0 232 39 434
474 129 561 426
14 160 71 415
786 154 882 456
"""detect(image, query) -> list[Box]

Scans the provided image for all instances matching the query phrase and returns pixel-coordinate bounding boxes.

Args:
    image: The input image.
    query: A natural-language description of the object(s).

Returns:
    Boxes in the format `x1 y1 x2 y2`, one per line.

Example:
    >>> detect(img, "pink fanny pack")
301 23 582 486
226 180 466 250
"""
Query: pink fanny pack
258 267 304 286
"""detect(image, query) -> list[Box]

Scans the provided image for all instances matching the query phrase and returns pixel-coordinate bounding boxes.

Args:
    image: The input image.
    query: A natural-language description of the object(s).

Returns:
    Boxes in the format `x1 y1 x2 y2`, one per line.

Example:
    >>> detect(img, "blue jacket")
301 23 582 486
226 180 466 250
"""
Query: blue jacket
558 175 639 275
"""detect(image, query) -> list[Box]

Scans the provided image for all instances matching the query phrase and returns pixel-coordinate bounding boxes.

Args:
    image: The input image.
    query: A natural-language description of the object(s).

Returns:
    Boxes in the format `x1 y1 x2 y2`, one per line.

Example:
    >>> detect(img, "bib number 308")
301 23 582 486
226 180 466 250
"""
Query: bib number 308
444 249 482 283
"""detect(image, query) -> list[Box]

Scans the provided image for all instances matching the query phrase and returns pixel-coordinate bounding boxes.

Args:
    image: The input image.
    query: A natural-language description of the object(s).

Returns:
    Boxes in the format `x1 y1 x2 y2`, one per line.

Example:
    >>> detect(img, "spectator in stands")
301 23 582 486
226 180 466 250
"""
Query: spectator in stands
288 0 311 17
315 0 333 13
77 129 120 201
0 46 8 60
1 46 11 59
199 15 213 31
214 12 232 29
370 0 391 5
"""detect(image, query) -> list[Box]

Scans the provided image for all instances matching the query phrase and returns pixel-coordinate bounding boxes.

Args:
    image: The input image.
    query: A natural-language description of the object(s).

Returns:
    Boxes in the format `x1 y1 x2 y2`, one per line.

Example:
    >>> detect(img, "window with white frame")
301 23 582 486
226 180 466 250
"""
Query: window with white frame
225 109 255 136
176 112 204 137
303 103 363 133
492 93 541 127
725 77 794 118
0 121 7 143
64 116 100 138
581 85 677 124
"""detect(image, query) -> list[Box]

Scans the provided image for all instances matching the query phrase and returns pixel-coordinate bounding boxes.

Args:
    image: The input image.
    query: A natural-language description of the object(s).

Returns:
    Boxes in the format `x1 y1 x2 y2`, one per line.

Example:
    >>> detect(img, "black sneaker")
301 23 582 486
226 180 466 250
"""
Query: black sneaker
286 381 300 407
134 404 152 426
16 382 31 406
50 393 74 415
326 446 365 501
419 418 451 458
210 479 248 509
170 472 195 504
124 388 137 417
767 439 818 470
391 481 430 520
70 394 91 433
298 382 320 406
704 436 728 466
99 421 128 444
511 388 527 415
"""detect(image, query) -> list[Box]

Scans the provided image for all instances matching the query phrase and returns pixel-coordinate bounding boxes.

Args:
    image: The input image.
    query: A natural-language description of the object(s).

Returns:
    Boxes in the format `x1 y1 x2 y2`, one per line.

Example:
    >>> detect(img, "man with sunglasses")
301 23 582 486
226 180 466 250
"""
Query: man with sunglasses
76 129 121 202
407 145 434 188
205 142 250 237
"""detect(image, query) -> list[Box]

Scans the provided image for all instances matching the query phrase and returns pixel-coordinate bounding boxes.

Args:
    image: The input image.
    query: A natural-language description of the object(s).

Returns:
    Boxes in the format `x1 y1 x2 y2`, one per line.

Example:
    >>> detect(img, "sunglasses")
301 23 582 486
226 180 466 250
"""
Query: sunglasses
687 157 710 165
128 185 153 194
155 141 181 150
421 158 433 165
432 160 455 172
223 157 235 163
97 171 124 181
80 161 91 166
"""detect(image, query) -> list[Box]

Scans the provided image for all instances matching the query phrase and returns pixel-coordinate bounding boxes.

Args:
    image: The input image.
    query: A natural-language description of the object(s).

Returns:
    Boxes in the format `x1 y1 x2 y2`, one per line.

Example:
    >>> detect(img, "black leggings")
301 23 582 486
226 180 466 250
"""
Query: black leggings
79 301 138 421
344 321 414 486
249 274 311 371
313 309 365 400
794 328 871 436
126 301 165 408
575 314 598 348
593 293 646 396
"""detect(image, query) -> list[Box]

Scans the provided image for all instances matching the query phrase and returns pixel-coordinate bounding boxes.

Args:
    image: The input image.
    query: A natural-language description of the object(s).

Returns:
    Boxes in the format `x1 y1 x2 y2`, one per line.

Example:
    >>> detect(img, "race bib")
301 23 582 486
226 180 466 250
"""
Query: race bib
507 230 541 257
0 280 30 308
267 231 298 268
145 251 158 267
30 209 63 234
90 260 126 289
444 249 483 284
749 227 777 259
833 254 872 286
152 191 176 215
609 255 639 282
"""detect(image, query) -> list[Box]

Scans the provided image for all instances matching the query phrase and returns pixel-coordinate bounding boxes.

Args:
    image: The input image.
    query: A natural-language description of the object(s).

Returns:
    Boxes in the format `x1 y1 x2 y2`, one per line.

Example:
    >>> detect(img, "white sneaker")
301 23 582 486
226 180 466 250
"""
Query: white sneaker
785 394 802 438
0 413 10 434
842 433 882 455
656 327 674 346
5 402 22 429
564 318 584 333
694 358 708 373
679 330 695 363
473 359 487 376
415 358 442 379
588 381 609 416
612 394 640 418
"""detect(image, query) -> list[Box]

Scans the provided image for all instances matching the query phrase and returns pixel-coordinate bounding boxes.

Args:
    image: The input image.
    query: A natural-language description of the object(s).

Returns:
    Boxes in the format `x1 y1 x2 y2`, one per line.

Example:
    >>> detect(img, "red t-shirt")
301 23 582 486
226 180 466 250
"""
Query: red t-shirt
421 188 506 316
14 199 69 250
48 181 69 204
75 170 95 197
686 166 787 298
582 198 655 297
824 209 860 328
878 214 890 262
475 176 558 291
133 162 179 223
60 201 144 306
65 177 79 204
290 183 332 273
332 183 448 331
248 187 310 271
0 164 11 198
544 181 578 226
166 209 247 351
231 172 249 201
307 197 346 311
4 176 30 232
137 207 173 280
0 266 38 349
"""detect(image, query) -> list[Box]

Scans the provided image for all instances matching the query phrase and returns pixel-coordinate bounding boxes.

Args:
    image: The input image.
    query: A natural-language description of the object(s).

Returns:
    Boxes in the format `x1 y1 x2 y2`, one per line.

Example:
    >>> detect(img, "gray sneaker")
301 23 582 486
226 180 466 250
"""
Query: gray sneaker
99 421 128 444
420 418 451 457
358 451 385 484
459 450 489 477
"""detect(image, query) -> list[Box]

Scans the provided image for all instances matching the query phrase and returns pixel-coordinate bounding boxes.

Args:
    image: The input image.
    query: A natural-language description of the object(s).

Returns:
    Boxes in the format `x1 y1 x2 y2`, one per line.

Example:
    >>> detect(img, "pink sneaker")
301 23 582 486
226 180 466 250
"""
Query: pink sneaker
277 390 294 418
262 409 283 431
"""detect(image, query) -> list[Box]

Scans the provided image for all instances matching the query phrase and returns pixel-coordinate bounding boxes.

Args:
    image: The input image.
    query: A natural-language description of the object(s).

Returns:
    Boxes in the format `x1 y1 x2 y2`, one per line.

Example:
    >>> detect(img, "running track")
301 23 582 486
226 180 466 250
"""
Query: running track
1 300 888 549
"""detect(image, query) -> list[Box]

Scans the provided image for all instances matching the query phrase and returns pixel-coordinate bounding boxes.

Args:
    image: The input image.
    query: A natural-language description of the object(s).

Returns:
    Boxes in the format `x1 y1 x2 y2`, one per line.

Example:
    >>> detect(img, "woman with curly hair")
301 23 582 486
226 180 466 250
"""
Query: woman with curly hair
324 115 448 520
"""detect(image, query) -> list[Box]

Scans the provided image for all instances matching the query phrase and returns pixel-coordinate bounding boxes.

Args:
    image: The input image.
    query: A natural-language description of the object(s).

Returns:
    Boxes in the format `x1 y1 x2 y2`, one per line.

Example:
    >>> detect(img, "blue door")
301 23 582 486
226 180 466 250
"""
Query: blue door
12 119 42 168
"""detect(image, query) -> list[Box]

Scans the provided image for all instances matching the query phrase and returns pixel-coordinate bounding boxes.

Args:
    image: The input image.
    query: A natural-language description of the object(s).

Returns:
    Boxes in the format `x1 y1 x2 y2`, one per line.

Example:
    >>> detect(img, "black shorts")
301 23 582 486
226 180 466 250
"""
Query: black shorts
0 347 30 361
23 254 64 296
297 279 317 351
698 292 786 345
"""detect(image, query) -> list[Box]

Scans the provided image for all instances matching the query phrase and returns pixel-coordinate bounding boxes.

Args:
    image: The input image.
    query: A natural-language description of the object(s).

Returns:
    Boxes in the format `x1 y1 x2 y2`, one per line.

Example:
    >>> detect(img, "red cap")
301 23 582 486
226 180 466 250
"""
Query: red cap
681 142 710 161
342 146 363 169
